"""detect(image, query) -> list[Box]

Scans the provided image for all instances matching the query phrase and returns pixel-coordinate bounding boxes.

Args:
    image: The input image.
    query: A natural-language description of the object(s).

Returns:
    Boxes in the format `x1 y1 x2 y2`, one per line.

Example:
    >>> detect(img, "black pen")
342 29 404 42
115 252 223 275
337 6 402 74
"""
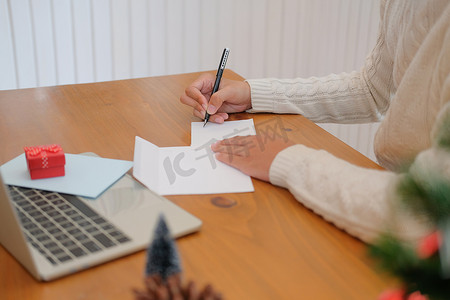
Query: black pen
203 48 230 127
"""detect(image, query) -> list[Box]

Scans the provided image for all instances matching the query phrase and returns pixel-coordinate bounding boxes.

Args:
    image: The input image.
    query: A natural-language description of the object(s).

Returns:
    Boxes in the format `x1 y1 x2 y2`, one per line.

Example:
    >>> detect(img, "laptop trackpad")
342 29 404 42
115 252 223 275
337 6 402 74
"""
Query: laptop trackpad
81 174 162 219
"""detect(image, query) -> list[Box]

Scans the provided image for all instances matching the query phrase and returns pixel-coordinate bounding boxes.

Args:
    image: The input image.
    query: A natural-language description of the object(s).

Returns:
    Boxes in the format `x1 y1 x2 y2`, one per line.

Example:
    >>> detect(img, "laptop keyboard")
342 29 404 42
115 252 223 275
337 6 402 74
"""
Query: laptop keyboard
8 185 131 265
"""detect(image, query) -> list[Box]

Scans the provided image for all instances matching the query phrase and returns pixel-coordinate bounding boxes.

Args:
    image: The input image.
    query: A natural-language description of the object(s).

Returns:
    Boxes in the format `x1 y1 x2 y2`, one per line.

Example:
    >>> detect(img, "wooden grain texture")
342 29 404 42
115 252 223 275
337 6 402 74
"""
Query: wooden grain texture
0 70 393 300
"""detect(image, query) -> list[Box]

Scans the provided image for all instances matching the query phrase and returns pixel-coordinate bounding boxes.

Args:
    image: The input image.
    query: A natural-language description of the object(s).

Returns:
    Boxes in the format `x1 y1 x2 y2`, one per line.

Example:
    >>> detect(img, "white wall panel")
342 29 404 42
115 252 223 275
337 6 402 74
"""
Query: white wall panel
51 0 76 85
130 0 149 78
0 0 17 89
8 0 38 88
148 0 166 76
166 0 184 75
264 0 283 77
110 0 131 80
247 0 267 79
233 0 251 77
183 0 201 73
294 0 310 78
91 0 113 82
280 0 299 78
30 0 57 87
198 0 219 71
72 0 95 83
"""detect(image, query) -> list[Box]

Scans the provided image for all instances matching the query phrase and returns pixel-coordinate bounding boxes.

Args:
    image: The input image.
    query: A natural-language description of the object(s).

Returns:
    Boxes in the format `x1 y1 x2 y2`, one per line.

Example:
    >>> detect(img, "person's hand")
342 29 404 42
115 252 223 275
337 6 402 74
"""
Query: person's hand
180 73 252 124
211 135 295 182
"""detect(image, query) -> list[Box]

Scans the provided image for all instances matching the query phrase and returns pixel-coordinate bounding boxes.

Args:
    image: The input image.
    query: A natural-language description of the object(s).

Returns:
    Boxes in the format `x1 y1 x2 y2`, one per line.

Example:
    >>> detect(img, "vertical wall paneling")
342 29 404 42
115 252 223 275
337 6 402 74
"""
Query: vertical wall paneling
166 0 184 75
264 0 284 78
320 0 341 76
198 0 218 71
51 0 76 85
130 0 149 78
326 0 344 74
2 0 381 88
8 0 38 88
232 0 251 78
308 0 326 77
30 0 57 87
280 0 299 79
0 0 17 89
247 0 266 79
91 0 113 82
72 0 95 83
148 0 166 76
333 0 351 73
217 0 235 74
183 0 201 74
294 0 310 78
110 0 131 80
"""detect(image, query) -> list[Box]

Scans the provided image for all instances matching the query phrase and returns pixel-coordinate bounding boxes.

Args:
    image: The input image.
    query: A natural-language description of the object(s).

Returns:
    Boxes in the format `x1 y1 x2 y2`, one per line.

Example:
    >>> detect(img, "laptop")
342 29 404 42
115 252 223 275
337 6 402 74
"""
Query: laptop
0 172 202 281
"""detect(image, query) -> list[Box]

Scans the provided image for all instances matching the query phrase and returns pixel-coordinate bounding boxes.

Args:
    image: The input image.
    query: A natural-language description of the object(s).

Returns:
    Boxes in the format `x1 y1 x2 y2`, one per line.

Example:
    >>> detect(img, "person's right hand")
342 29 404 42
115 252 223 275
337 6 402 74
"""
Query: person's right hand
180 73 252 124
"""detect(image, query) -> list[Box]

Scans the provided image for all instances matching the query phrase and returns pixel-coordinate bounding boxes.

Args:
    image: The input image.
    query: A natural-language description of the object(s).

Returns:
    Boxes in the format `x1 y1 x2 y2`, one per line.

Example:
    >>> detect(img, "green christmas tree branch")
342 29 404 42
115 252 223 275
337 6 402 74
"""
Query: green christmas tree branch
397 173 450 224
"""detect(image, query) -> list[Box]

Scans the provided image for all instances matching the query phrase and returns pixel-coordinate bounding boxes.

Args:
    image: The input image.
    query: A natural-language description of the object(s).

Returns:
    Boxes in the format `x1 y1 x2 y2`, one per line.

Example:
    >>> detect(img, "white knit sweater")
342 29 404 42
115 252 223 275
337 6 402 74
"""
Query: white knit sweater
246 0 450 243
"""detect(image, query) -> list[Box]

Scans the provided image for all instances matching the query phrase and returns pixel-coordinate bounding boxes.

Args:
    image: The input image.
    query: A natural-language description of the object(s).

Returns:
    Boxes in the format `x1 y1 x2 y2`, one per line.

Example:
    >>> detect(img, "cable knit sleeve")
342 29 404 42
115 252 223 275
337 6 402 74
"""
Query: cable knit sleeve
269 145 434 244
246 0 393 124
269 102 450 244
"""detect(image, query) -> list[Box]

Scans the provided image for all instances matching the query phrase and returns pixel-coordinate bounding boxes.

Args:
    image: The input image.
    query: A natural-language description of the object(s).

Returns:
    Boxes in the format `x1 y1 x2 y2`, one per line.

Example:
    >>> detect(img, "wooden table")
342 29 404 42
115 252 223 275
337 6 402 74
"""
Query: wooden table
0 70 393 299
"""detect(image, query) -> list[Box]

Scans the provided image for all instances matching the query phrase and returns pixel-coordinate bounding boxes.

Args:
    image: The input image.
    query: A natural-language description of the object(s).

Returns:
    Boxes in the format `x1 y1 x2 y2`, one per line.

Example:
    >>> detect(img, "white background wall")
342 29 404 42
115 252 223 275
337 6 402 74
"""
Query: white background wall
1 0 381 161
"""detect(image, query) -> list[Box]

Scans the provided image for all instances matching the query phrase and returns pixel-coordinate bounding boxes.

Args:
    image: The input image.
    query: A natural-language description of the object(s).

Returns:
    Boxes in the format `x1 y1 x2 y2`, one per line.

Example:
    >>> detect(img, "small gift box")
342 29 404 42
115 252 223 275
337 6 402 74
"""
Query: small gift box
24 144 66 180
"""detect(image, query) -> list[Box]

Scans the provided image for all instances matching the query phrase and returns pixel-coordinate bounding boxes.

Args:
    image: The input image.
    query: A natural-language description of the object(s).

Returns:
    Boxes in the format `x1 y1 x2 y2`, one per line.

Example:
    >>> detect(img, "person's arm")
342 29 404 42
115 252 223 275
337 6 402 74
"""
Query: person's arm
247 0 393 124
269 103 450 244
270 145 432 243
246 69 390 124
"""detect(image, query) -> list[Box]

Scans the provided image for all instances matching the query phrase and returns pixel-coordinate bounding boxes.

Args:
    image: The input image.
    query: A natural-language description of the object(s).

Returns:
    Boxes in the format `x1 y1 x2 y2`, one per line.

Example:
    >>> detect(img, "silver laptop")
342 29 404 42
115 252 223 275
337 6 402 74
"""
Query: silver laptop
0 172 201 281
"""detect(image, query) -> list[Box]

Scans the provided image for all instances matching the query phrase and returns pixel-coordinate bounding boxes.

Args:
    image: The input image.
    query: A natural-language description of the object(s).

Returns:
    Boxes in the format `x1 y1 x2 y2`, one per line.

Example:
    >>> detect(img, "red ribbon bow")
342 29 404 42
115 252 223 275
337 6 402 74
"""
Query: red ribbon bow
24 144 62 156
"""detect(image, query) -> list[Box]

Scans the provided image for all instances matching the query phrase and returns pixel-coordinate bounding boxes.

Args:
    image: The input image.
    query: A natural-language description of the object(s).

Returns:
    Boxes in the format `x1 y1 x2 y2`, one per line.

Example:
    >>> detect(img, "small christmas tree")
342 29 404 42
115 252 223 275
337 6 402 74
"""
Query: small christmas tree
133 215 223 300
145 215 182 280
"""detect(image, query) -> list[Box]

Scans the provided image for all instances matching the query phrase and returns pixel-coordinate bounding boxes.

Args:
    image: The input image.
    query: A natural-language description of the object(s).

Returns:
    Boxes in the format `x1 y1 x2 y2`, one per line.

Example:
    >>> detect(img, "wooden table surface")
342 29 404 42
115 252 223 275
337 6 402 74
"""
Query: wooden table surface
0 70 393 299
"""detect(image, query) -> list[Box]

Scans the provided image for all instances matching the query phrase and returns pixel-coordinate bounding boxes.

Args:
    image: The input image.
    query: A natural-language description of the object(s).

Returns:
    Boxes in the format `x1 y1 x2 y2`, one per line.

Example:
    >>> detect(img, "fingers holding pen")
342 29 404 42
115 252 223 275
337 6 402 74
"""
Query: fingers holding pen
193 108 229 123
206 81 252 115
205 94 222 115
181 87 207 113
193 107 206 120
180 73 216 111
180 73 231 124
203 91 231 124
209 113 229 124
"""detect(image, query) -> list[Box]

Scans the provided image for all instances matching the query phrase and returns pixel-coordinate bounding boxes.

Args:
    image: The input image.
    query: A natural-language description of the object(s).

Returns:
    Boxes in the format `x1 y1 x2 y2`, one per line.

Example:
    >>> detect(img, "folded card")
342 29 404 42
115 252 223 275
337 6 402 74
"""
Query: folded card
133 119 256 195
